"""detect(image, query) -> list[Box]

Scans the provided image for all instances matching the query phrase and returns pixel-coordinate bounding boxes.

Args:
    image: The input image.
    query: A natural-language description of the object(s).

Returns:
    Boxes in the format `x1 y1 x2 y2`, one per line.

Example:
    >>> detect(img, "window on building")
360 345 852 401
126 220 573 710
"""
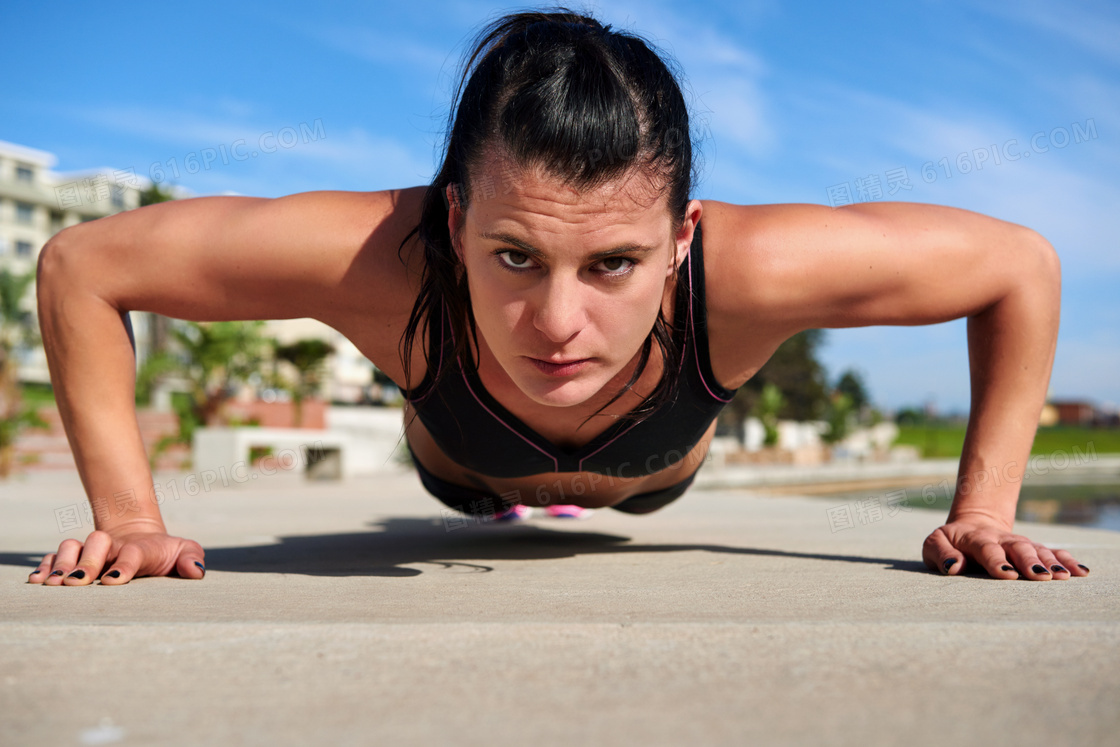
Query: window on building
110 184 125 209
16 164 35 182
15 240 33 258
16 202 34 224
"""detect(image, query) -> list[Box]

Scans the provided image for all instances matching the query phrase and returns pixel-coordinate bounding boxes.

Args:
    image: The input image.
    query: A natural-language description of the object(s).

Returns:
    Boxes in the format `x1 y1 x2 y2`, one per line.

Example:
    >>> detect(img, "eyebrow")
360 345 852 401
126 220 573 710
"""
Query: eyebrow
478 230 658 260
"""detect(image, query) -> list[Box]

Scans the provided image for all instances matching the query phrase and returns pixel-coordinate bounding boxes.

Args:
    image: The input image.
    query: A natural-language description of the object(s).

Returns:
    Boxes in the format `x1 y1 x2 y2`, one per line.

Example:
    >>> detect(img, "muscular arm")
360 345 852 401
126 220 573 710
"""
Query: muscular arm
29 187 425 586
705 200 1081 580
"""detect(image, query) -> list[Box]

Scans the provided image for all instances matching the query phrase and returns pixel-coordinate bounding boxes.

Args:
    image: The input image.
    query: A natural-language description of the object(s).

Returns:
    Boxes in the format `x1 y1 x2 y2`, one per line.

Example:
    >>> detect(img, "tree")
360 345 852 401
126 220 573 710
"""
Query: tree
0 269 48 477
139 181 176 207
821 391 855 445
756 382 785 447
136 320 271 469
138 182 177 363
271 338 336 427
835 369 869 413
721 329 831 443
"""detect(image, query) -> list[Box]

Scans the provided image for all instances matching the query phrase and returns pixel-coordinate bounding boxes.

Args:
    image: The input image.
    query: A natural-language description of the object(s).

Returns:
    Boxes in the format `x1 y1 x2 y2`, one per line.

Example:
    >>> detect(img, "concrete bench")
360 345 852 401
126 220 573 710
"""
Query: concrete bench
192 410 410 484
192 427 354 482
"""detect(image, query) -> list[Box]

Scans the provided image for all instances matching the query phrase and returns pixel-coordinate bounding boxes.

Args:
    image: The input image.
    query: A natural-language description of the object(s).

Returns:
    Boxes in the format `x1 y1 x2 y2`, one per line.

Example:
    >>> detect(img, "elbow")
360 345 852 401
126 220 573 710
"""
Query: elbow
37 234 77 290
1031 230 1061 293
1017 230 1061 317
37 228 89 306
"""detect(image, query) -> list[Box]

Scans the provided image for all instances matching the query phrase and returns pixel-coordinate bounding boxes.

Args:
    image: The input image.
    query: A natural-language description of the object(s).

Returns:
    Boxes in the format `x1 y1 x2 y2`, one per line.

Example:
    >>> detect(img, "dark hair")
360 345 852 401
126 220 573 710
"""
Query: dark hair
399 7 699 426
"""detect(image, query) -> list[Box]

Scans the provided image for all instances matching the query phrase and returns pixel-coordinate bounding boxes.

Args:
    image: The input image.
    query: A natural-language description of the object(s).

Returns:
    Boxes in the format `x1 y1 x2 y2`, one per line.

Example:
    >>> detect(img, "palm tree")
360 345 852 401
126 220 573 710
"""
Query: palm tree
136 320 271 469
0 268 48 478
271 338 336 427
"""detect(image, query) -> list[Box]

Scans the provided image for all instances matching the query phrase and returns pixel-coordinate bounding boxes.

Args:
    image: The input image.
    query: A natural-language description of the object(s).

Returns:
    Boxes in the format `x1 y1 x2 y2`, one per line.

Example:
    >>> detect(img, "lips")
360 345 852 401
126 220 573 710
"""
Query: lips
527 357 592 376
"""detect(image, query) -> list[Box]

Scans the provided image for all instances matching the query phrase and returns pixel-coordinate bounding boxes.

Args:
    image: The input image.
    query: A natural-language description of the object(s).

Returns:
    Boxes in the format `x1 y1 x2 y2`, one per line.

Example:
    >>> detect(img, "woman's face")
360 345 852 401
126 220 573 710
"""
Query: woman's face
447 154 702 409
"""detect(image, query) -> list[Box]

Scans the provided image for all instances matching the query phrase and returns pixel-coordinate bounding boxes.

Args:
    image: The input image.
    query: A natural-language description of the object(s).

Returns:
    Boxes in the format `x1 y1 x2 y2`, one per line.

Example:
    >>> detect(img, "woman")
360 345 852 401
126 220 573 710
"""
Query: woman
28 9 1087 586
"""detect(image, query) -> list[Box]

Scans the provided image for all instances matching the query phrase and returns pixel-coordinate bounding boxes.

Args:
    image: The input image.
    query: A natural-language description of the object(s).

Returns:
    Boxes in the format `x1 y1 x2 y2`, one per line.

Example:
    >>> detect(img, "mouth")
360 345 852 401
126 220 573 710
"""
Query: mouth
526 357 593 376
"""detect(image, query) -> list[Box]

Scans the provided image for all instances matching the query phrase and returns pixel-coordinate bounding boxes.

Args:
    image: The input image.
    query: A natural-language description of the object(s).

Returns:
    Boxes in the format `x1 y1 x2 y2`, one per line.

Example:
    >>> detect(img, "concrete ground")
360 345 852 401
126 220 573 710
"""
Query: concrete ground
1 465 1118 747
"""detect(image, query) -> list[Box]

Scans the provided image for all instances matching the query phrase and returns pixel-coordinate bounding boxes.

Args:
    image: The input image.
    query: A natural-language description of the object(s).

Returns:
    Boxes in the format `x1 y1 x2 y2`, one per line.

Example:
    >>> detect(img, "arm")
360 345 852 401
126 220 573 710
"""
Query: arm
29 188 425 586
705 200 1082 580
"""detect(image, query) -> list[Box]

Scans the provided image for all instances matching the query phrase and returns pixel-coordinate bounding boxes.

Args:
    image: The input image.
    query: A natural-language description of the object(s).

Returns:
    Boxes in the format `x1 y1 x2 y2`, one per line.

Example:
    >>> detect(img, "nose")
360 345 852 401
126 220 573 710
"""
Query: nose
532 274 589 344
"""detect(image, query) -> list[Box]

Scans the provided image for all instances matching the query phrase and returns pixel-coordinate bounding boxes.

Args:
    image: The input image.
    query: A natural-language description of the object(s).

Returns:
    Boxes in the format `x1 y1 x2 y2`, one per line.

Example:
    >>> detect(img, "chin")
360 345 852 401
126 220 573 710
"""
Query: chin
520 378 602 408
512 363 614 408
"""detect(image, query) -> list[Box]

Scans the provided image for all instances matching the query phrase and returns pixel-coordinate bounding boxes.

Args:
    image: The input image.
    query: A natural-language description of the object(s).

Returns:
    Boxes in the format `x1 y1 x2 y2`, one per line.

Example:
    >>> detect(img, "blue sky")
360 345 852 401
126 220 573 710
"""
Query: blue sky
2 0 1116 415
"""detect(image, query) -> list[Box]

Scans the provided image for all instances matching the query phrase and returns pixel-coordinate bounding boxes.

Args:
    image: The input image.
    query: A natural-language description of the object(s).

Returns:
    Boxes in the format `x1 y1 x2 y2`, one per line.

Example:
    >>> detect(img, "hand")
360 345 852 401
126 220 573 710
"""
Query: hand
26 520 206 586
923 515 1090 580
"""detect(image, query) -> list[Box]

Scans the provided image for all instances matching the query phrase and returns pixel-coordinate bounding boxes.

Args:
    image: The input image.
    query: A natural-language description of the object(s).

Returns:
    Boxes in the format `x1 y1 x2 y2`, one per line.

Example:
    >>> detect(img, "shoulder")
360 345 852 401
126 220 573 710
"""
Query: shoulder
319 186 431 385
695 200 813 388
698 199 852 330
694 198 1055 389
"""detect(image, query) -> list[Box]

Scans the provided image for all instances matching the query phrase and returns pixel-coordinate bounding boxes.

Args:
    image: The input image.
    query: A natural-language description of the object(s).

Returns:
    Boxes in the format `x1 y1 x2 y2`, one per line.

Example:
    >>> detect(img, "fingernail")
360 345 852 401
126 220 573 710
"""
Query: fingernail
194 562 206 574
1051 565 1067 574
1078 564 1090 573
105 570 121 579
1031 564 1049 574
67 569 86 580
942 558 957 573
1001 564 1015 572
50 570 64 577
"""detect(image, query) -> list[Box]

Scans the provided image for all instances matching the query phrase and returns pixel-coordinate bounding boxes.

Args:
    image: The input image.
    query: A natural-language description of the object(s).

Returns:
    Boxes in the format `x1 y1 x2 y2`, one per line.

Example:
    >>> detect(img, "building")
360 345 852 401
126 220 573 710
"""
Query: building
0 139 144 384
2 139 373 405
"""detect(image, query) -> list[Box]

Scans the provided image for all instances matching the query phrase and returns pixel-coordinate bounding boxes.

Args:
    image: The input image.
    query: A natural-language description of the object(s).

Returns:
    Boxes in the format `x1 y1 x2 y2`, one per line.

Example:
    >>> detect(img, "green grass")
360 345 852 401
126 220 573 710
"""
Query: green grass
19 382 55 409
895 424 1120 458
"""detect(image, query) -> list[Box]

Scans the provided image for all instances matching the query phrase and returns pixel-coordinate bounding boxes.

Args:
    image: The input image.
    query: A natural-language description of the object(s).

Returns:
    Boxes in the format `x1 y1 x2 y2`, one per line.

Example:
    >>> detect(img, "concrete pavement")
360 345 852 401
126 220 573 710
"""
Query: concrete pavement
2 465 1118 746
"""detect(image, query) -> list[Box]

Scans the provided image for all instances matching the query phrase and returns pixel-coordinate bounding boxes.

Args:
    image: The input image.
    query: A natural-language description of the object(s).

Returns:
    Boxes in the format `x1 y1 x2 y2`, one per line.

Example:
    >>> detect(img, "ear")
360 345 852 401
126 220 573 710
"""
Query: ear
668 199 703 277
445 182 464 262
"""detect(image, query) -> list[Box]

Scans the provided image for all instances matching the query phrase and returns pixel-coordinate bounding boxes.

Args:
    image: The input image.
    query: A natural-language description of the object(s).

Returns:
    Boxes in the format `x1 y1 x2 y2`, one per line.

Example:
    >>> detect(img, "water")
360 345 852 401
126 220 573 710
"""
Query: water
811 479 1120 532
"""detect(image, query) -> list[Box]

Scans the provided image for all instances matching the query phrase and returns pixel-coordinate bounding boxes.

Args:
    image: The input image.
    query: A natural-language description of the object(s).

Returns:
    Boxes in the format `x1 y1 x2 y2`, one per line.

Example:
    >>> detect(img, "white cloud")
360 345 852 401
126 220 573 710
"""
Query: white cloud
300 23 456 76
969 0 1120 67
62 102 434 196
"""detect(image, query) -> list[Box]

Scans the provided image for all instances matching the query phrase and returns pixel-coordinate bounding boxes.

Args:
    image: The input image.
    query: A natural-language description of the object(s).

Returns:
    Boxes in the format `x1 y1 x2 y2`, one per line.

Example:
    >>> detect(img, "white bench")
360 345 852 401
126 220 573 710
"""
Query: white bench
192 427 354 482
192 410 410 483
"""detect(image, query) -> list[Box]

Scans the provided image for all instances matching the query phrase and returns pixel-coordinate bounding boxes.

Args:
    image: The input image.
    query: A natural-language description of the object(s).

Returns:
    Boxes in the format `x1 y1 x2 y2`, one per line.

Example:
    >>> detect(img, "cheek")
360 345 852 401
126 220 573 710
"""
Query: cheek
466 271 521 338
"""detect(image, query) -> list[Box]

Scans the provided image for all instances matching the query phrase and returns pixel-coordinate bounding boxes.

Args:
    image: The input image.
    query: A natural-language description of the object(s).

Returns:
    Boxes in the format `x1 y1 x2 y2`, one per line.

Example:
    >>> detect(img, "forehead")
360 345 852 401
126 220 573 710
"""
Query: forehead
465 149 671 238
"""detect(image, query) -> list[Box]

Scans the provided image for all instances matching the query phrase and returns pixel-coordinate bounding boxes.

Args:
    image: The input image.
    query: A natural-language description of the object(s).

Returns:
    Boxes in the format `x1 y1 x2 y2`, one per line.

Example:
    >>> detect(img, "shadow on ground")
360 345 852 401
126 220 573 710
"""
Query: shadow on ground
0 515 957 579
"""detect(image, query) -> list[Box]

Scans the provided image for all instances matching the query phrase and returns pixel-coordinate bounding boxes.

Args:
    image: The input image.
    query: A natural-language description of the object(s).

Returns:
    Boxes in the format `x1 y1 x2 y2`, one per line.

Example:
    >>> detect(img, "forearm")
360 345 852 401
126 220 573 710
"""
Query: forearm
37 234 167 533
947 237 1061 528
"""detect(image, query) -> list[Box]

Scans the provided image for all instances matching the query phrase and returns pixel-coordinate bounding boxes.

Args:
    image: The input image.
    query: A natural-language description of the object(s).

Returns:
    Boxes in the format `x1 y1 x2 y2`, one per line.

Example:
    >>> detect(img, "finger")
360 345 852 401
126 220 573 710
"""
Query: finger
99 543 146 585
923 529 967 576
27 553 57 584
972 539 1022 580
62 531 115 586
175 544 206 580
44 539 84 586
1051 548 1089 577
1034 546 1070 578
1004 539 1052 581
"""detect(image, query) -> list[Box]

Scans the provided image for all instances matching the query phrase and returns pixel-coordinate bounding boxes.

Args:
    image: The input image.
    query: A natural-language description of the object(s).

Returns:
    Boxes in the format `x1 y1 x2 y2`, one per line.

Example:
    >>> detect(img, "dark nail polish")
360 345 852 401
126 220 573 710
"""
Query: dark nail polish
67 569 86 580
50 570 64 577
1031 564 1049 574
1001 565 1015 572
1051 565 1067 573
105 570 121 579
1078 564 1090 572
194 561 206 573
942 558 957 573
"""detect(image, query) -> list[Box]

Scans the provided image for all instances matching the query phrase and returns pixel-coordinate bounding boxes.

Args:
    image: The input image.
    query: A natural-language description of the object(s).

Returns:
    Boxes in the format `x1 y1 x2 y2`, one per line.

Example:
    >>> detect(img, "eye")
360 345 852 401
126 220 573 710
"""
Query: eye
595 257 636 277
497 250 536 271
